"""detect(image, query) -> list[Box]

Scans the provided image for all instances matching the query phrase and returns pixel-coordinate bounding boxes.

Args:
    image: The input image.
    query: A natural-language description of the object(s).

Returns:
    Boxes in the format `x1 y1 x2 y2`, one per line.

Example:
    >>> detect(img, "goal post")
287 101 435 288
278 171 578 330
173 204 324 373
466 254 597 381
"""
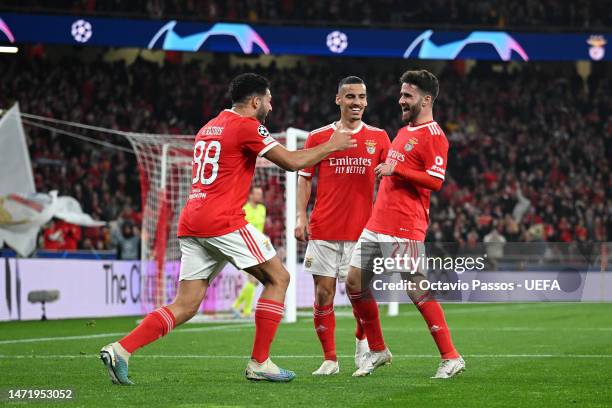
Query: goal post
284 127 309 322
126 129 309 322
285 127 399 318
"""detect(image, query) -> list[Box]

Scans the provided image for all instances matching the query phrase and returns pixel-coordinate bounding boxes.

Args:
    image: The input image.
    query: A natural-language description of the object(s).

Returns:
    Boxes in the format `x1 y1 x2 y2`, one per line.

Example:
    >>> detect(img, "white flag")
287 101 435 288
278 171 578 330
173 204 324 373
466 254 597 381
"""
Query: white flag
0 191 105 256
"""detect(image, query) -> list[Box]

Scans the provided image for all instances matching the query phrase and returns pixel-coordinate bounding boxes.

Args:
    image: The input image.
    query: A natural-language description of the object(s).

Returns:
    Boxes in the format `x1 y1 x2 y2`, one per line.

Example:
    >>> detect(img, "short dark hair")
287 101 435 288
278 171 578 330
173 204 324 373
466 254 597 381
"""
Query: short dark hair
338 76 365 93
400 70 439 102
229 73 270 105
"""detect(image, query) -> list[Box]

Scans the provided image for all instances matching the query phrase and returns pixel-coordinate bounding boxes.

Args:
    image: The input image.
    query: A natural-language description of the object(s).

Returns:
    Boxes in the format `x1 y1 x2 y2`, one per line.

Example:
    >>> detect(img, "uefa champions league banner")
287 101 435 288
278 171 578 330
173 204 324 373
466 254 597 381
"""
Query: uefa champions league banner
138 260 349 316
0 259 144 321
1 242 610 321
0 12 609 61
0 258 345 321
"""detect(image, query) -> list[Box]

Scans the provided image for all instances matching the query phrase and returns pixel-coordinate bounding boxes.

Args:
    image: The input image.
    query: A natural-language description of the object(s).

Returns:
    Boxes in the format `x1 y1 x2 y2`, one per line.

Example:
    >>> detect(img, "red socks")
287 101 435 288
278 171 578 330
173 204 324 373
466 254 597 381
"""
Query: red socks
415 293 460 359
119 306 176 353
348 289 386 351
252 298 284 363
313 303 336 361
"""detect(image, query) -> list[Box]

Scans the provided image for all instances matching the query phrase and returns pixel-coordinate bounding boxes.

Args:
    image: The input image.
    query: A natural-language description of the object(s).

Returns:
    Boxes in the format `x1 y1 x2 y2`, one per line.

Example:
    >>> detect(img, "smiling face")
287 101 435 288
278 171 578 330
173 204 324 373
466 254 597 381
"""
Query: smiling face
336 83 367 122
398 82 433 124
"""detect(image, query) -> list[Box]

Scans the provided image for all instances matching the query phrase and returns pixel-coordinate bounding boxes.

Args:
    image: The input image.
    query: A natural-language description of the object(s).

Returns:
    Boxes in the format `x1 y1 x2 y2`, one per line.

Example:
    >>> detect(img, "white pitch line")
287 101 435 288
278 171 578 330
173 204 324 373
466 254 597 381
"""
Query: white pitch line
3 323 611 345
0 354 610 359
285 327 612 332
0 323 253 345
306 303 564 318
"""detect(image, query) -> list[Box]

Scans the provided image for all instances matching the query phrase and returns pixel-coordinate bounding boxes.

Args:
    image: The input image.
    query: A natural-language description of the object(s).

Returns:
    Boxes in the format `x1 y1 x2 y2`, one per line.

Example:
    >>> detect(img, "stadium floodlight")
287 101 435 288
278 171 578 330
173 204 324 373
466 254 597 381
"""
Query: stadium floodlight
0 46 18 53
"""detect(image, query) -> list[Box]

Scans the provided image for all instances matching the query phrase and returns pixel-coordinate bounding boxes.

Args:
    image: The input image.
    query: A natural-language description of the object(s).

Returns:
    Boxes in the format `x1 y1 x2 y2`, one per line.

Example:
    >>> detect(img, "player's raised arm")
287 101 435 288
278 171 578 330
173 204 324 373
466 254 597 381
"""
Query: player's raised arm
264 126 356 171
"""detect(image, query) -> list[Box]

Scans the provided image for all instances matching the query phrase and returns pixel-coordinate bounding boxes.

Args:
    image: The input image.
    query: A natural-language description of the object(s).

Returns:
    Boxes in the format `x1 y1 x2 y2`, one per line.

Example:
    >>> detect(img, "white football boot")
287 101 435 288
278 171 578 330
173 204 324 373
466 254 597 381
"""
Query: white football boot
352 347 392 377
431 357 466 379
312 360 340 375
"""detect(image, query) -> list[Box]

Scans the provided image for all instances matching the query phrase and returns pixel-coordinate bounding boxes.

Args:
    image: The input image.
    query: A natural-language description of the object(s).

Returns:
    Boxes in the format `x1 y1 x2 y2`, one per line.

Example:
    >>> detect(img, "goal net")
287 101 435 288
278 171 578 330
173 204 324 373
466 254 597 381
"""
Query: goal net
125 128 308 322
13 112 395 321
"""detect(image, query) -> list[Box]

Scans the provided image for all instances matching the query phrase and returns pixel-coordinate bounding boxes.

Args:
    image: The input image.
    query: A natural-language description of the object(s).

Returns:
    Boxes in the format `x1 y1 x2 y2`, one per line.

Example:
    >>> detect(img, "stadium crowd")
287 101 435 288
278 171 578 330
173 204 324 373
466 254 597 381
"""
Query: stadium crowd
0 51 609 253
1 0 610 29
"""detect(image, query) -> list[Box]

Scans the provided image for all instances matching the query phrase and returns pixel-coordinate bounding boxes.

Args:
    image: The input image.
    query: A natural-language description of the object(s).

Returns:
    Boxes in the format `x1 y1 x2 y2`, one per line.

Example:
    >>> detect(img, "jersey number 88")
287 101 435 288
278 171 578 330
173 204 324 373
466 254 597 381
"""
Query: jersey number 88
192 140 221 185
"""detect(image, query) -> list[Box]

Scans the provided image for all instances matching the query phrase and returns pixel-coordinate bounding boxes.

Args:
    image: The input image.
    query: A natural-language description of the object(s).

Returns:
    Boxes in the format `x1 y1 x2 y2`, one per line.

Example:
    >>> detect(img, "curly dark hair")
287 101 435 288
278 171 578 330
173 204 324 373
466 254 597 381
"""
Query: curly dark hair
229 73 270 104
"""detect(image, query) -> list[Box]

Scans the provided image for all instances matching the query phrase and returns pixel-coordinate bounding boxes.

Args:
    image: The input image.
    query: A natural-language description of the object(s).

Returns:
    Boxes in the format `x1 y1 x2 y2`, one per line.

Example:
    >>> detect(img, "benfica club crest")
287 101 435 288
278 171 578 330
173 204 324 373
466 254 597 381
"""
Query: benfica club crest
364 140 377 154
404 137 418 152
304 256 313 268
262 239 271 251
587 35 606 61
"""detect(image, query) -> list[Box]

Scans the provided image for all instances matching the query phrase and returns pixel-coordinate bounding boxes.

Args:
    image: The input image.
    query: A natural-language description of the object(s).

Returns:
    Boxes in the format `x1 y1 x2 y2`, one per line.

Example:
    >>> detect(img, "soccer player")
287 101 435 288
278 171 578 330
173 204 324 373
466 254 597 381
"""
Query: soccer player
232 186 266 318
100 73 356 385
346 70 465 378
295 76 390 375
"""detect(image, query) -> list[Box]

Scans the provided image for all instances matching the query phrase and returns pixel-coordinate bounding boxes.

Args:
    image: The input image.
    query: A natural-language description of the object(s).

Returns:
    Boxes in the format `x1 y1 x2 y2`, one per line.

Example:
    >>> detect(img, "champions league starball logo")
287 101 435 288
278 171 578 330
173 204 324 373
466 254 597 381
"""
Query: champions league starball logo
587 35 606 61
71 19 93 43
257 125 270 137
326 30 348 54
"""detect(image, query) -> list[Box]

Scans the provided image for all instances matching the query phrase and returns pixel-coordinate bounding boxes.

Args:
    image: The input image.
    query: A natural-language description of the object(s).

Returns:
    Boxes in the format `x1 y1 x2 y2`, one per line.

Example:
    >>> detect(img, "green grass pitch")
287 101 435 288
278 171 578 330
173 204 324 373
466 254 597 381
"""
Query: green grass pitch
1 303 611 407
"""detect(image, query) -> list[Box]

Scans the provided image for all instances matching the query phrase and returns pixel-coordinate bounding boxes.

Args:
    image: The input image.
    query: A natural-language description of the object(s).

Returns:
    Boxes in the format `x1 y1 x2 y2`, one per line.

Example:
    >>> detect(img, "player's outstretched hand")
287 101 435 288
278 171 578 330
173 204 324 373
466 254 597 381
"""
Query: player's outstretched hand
328 124 357 151
375 162 396 178
294 217 308 242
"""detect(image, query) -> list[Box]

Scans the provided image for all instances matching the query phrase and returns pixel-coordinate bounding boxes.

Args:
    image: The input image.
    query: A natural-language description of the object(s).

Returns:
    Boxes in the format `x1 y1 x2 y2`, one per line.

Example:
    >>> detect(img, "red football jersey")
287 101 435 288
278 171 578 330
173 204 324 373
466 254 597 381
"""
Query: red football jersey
178 109 279 237
366 121 449 241
299 122 390 241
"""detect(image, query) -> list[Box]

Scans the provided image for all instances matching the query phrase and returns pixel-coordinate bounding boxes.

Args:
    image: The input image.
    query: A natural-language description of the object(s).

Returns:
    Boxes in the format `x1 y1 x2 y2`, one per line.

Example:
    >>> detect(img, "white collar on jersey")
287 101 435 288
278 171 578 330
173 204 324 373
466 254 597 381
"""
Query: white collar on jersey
331 120 364 134
406 120 437 131
225 108 243 116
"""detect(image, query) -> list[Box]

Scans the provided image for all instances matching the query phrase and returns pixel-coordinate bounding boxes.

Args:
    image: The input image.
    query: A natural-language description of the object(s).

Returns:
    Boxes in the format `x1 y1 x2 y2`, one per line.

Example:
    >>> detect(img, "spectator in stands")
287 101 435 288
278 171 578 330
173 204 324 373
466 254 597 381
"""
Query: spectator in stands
484 223 507 269
1 0 610 30
0 52 608 248
112 221 141 260
41 218 82 251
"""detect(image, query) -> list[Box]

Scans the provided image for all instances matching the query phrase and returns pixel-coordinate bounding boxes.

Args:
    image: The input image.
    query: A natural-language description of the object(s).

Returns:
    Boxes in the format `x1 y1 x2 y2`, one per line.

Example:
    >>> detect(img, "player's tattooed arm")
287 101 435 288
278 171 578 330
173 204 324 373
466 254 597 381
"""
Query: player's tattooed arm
375 162 443 191
264 127 356 171
295 175 312 242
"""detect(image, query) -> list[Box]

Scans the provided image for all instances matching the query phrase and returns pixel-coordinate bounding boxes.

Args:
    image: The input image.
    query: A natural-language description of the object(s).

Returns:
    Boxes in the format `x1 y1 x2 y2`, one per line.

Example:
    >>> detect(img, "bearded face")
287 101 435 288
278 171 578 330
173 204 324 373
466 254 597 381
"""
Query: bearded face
402 95 423 124
255 89 272 123
399 83 425 124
